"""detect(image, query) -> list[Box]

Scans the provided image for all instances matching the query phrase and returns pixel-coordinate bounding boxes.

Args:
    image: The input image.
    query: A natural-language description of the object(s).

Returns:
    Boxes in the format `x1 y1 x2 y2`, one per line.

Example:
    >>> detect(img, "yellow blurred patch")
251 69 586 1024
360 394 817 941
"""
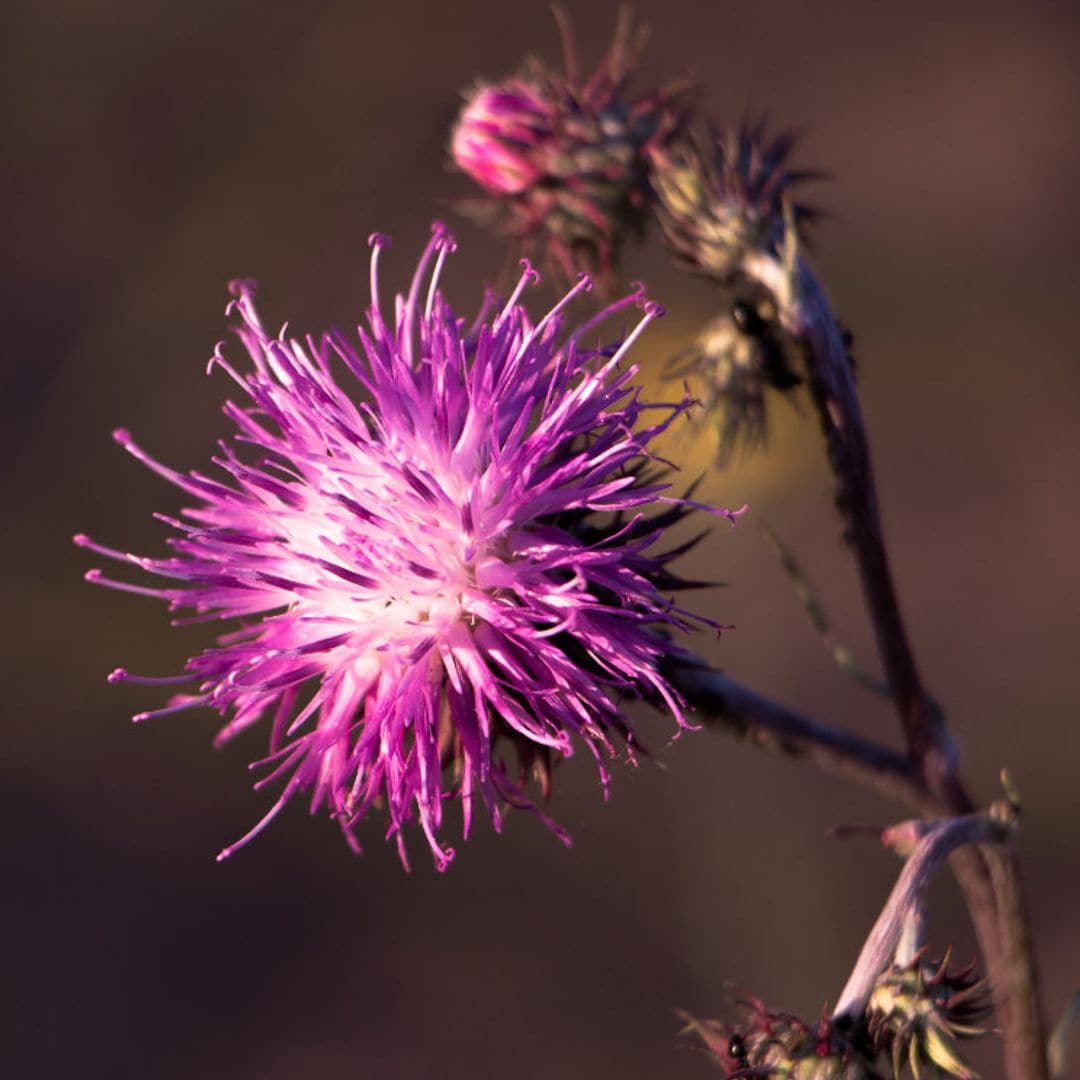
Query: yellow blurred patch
631 317 816 507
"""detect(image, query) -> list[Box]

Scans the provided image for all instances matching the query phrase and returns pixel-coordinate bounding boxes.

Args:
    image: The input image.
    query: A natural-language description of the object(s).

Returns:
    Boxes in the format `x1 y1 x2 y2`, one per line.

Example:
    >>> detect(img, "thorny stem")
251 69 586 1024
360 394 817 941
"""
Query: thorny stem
740 247 953 783
732 240 1049 1079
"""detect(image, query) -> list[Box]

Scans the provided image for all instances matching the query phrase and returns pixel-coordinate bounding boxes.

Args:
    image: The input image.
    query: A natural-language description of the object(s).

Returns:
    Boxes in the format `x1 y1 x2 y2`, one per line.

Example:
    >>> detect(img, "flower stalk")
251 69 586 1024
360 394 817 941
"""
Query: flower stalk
668 662 928 812
645 98 1049 1072
832 810 1012 1023
736 216 1049 1080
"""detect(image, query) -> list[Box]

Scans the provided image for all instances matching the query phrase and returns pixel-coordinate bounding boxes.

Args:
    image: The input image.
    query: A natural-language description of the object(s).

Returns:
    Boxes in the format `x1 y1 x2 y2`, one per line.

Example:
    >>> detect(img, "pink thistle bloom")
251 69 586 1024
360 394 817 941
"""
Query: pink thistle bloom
77 223 740 870
451 85 550 195
450 12 692 284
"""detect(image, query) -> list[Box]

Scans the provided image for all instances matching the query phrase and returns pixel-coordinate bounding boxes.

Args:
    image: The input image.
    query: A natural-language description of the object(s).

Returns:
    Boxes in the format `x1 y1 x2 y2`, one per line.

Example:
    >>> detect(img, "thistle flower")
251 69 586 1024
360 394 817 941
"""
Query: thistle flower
651 121 821 285
666 296 802 464
867 953 992 1079
681 995 880 1079
450 10 691 283
76 223 739 870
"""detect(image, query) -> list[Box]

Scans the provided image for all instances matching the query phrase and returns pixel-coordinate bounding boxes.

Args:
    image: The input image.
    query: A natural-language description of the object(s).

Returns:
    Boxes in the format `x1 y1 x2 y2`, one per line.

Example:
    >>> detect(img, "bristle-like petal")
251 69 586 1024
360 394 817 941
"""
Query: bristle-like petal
80 226 735 869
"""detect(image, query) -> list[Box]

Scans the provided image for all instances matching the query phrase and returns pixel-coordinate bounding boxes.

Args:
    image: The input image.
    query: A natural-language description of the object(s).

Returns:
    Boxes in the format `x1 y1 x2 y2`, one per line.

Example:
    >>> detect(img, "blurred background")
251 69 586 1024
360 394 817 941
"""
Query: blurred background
4 1 1078 1076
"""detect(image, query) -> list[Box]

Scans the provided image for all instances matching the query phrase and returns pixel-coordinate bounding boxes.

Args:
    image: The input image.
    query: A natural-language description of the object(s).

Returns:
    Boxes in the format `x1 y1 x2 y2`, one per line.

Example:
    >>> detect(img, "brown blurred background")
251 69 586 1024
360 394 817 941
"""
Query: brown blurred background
3 1 1078 1077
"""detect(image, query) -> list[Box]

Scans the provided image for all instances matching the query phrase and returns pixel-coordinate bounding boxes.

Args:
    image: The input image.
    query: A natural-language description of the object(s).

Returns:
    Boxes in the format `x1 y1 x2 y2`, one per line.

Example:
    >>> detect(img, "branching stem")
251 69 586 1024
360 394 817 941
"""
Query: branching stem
721 240 1050 1080
671 663 930 811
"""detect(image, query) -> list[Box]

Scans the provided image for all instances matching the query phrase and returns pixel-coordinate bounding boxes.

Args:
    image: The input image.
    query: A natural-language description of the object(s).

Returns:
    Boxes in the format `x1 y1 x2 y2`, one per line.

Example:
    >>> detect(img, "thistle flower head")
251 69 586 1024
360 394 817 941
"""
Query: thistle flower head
666 296 802 464
867 952 992 1079
77 223 739 870
451 10 691 284
651 121 821 284
681 996 877 1079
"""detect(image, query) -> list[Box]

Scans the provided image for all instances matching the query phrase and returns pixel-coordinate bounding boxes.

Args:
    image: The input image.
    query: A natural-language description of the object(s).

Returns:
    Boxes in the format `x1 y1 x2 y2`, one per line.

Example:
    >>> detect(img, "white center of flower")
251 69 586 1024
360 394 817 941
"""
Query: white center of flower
275 458 510 656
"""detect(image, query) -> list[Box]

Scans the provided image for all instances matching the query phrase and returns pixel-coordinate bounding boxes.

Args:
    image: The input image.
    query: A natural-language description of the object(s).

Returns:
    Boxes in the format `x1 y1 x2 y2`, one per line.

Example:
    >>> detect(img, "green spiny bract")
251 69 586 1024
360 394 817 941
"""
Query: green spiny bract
867 953 992 1079
650 122 821 285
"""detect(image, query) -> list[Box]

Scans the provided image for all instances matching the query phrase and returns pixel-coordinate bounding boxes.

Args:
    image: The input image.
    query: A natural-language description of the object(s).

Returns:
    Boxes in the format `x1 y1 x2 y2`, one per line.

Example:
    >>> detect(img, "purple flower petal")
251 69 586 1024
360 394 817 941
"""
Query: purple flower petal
80 223 735 870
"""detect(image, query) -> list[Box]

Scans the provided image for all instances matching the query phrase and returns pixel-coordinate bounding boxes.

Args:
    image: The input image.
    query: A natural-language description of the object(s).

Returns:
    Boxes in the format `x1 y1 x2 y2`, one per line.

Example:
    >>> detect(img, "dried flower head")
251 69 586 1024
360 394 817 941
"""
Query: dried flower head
681 995 879 1079
666 296 802 464
451 10 691 284
867 952 992 1079
76 223 739 870
651 121 821 285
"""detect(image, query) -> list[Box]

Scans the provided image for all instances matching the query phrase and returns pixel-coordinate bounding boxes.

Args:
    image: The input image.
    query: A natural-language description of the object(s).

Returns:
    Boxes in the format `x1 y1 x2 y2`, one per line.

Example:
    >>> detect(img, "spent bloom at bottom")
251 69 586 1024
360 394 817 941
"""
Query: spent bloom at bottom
76 222 740 870
681 996 879 1079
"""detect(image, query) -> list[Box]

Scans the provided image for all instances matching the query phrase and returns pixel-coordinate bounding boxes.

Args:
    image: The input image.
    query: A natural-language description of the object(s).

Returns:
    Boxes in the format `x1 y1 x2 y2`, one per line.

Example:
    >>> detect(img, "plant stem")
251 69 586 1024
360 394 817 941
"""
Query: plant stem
742 248 951 777
672 664 1020 1065
736 244 1049 1079
988 844 1048 1079
670 663 929 810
